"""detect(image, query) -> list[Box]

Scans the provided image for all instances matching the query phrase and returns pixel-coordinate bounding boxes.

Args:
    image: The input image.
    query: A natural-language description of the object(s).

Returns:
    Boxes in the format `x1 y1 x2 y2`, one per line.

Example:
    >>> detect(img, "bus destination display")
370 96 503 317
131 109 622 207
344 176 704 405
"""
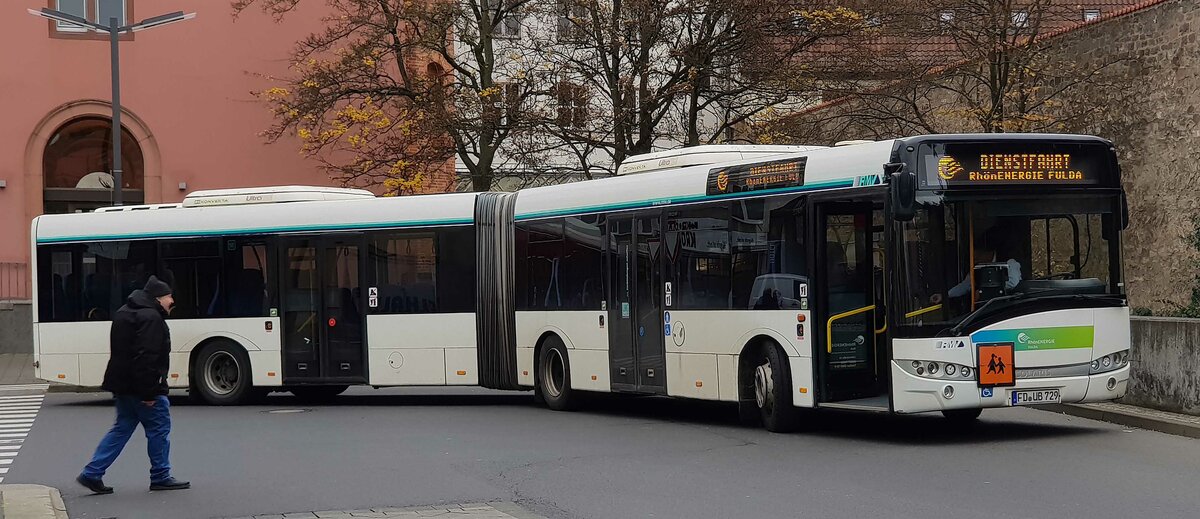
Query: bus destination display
706 157 807 196
919 142 1110 189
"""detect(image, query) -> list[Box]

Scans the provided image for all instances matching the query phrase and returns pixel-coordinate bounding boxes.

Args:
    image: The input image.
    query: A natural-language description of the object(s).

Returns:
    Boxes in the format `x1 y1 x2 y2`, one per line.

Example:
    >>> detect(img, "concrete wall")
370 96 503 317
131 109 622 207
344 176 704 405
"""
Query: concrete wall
0 302 32 355
1123 317 1200 415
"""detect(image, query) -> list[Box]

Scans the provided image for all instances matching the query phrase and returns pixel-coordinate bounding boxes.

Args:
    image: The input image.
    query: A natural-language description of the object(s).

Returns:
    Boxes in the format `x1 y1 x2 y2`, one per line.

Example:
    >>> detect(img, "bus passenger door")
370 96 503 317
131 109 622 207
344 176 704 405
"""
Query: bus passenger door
321 237 366 381
815 203 884 404
280 235 367 383
607 214 666 394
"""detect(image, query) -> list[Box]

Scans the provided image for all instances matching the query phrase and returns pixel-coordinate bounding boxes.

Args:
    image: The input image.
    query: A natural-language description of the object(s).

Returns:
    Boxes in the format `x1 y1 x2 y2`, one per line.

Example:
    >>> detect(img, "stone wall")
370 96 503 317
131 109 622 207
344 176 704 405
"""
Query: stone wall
1124 317 1200 415
783 0 1200 313
1049 0 1200 313
0 302 32 355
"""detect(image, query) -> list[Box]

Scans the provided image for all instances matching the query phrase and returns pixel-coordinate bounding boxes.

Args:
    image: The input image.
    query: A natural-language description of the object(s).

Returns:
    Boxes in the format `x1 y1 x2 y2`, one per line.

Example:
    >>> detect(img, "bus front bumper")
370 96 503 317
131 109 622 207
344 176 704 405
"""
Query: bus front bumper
890 362 1129 414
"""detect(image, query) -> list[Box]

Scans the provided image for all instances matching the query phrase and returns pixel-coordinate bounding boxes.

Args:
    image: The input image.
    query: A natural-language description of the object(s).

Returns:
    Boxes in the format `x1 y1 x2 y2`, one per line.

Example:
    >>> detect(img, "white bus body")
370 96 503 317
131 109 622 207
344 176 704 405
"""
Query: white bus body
32 135 1131 430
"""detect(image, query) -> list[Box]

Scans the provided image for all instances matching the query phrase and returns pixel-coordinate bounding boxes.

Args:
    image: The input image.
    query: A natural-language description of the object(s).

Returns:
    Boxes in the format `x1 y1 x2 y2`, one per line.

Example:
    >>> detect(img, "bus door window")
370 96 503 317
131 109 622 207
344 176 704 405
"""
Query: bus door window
824 212 873 373
283 244 320 371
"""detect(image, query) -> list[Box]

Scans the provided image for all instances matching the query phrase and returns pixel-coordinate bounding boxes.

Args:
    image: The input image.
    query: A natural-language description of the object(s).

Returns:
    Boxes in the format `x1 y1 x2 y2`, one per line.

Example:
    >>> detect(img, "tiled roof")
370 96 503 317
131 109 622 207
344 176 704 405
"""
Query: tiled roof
796 0 1173 114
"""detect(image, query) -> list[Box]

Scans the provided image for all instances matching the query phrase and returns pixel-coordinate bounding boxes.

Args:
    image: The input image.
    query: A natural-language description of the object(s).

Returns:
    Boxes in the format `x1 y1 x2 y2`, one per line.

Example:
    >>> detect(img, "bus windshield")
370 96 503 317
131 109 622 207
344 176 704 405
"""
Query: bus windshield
895 195 1121 335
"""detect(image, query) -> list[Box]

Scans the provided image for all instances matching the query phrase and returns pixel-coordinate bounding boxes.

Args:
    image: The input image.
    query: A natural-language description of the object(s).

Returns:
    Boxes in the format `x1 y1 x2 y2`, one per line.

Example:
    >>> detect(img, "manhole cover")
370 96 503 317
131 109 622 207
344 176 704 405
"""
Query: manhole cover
263 408 312 414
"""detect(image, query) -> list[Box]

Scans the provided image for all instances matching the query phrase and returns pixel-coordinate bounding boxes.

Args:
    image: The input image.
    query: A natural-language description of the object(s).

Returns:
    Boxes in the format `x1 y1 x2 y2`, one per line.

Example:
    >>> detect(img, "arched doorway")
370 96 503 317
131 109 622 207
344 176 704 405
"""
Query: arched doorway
42 117 144 214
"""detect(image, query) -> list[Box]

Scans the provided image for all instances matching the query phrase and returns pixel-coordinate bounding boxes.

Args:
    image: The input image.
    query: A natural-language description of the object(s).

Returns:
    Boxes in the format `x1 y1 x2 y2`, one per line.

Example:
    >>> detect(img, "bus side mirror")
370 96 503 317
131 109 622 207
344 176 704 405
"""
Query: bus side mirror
887 162 915 221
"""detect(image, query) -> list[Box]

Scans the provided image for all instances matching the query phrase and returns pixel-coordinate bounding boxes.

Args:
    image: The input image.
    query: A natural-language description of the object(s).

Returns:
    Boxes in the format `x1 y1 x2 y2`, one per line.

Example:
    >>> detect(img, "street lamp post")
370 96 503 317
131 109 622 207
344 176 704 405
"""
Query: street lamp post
28 8 195 206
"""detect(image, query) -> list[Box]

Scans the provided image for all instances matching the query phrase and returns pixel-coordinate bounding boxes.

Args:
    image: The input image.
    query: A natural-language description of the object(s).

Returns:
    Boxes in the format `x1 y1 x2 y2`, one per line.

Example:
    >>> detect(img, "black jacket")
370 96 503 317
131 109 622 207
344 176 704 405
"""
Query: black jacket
101 289 171 400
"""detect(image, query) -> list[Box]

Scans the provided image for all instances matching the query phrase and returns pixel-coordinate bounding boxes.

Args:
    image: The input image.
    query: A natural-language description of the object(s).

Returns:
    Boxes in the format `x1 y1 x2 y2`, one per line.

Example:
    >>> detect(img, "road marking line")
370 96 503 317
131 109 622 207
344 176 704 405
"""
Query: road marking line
0 433 29 438
0 384 50 391
0 459 12 465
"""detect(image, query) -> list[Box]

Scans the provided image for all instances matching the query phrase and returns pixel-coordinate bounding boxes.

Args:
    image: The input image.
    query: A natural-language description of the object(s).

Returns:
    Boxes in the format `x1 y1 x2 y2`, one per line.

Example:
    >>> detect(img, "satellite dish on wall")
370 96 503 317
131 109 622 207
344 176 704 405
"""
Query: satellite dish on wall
76 171 114 189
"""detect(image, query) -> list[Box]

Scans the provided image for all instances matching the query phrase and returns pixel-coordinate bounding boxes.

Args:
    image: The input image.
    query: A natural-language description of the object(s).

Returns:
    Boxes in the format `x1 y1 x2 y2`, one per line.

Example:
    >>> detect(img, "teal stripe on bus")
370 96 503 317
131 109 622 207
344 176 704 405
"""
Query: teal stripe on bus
36 218 475 244
514 179 856 221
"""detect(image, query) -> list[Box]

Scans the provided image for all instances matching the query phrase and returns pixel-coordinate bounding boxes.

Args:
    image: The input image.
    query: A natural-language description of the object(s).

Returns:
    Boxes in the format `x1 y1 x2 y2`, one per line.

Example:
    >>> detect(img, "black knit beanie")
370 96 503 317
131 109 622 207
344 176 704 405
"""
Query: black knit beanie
144 275 173 298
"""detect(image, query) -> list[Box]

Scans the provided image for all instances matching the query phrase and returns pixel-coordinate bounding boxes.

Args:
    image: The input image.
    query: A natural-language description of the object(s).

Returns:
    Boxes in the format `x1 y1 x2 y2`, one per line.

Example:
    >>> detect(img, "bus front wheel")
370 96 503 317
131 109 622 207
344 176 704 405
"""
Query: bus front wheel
538 336 577 411
193 341 253 406
754 344 800 433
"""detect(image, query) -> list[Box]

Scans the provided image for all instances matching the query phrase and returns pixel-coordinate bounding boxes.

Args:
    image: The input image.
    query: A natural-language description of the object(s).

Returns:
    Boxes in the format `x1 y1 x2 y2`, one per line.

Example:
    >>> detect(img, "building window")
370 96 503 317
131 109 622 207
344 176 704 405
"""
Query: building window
492 0 521 38
1083 9 1101 22
939 10 955 25
1011 10 1029 29
557 1 588 42
54 0 128 32
42 117 145 214
555 81 589 128
499 82 522 127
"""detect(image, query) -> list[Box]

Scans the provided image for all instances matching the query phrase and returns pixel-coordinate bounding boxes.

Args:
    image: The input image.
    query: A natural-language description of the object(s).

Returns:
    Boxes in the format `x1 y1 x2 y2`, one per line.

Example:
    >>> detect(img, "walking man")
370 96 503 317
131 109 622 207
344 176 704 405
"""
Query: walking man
76 276 189 494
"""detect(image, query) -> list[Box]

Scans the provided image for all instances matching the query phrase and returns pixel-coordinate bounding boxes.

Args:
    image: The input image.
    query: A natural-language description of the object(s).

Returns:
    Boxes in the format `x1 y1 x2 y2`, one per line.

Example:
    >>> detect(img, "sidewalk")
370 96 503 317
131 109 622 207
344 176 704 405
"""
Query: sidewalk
1038 401 1200 439
0 484 69 519
222 502 548 519
0 354 40 386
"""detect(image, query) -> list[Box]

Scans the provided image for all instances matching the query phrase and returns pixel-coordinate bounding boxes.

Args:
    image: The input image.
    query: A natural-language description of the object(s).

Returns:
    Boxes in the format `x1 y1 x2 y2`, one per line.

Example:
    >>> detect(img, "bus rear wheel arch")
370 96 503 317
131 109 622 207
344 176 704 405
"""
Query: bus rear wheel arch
190 339 254 406
739 338 800 433
535 333 578 411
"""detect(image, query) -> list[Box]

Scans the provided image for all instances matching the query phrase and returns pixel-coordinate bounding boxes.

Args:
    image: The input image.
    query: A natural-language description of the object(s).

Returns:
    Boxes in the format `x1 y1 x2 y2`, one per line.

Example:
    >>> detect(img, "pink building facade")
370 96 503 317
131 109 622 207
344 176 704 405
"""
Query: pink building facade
0 1 416 300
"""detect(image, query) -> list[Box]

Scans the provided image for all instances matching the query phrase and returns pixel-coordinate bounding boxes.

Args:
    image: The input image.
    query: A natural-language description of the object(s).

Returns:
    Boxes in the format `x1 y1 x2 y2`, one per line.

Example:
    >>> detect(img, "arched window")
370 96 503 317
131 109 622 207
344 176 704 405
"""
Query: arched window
42 117 144 213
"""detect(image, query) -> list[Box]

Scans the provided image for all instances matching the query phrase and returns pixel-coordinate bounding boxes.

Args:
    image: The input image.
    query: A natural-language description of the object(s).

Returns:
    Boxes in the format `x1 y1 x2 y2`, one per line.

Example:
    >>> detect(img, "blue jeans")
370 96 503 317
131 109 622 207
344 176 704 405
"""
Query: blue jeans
82 394 172 483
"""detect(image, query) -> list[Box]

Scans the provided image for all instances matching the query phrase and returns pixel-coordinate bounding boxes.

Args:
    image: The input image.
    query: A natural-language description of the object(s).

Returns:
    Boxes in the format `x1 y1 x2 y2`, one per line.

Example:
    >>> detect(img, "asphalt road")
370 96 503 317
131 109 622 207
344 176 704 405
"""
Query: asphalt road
9 387 1200 519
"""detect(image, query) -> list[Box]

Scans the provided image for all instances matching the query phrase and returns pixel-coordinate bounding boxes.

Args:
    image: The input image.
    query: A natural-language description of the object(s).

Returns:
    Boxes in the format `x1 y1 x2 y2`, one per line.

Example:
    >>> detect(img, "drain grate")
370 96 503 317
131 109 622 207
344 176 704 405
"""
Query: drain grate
263 408 312 414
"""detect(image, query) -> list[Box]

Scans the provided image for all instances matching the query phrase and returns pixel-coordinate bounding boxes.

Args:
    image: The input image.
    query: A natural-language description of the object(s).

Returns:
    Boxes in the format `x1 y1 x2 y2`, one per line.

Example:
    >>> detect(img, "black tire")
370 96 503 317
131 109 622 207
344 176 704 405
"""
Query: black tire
537 336 578 411
753 343 800 433
290 385 349 402
942 407 983 422
192 341 254 405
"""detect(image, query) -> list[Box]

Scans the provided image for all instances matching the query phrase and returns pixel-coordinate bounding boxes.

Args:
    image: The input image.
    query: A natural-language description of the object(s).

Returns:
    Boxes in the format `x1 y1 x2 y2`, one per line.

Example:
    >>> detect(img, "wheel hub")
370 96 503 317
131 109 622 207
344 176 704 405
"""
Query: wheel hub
543 349 565 398
204 351 240 396
754 362 773 409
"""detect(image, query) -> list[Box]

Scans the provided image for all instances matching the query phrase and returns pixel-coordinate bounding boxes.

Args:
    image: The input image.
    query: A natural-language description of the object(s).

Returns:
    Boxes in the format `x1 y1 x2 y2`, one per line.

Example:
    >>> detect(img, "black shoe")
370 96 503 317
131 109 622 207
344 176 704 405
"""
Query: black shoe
149 477 190 491
76 474 113 495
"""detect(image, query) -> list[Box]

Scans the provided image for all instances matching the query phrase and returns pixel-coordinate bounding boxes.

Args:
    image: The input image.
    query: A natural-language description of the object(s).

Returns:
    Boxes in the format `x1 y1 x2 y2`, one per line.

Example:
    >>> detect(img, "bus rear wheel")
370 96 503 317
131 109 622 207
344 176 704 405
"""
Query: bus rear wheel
193 341 253 406
753 344 800 433
538 336 577 411
290 385 349 402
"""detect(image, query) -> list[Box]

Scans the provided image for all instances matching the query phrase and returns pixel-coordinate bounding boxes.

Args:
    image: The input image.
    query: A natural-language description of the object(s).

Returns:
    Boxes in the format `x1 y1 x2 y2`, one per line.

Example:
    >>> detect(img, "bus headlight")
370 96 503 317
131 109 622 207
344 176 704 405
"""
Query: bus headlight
900 360 971 381
1091 350 1130 374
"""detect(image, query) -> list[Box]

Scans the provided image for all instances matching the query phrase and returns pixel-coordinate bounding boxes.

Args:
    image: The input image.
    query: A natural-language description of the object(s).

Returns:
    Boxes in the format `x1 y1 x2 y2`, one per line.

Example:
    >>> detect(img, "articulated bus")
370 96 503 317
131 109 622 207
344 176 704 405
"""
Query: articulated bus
31 134 1131 431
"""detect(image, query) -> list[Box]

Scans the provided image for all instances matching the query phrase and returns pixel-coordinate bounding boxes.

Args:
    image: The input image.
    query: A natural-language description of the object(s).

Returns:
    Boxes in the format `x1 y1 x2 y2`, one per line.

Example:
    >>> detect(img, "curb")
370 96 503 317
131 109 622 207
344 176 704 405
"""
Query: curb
46 385 105 394
1037 403 1200 439
0 484 69 519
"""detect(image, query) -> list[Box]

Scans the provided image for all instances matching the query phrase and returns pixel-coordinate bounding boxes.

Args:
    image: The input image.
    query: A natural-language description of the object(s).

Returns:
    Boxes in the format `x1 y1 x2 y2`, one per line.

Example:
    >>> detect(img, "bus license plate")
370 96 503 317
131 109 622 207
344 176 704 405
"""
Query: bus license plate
1011 389 1061 406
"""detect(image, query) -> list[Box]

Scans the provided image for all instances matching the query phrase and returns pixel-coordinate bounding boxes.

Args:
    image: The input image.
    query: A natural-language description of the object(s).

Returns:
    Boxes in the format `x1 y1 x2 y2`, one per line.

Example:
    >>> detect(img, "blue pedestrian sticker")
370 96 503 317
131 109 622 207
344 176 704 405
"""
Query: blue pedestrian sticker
981 387 994 398
638 326 645 337
664 324 672 336
664 311 671 324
